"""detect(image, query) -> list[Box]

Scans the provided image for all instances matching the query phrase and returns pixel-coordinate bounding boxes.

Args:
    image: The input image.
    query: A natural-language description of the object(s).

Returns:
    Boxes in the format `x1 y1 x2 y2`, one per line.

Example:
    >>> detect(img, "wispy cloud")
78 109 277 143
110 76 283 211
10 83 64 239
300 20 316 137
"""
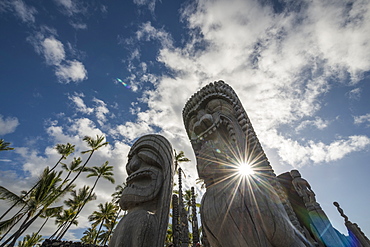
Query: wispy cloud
69 22 87 30
0 159 12 162
0 114 19 135
354 113 370 127
133 0 157 14
68 93 94 115
261 130 370 166
296 117 330 132
28 30 88 83
68 94 112 126
92 98 110 126
54 0 84 16
347 87 362 100
0 0 38 24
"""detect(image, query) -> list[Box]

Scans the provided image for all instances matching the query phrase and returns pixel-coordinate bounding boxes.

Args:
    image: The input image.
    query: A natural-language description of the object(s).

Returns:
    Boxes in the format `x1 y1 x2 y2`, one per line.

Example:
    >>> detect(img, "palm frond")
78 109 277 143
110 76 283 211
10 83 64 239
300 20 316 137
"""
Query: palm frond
0 186 27 206
0 213 24 232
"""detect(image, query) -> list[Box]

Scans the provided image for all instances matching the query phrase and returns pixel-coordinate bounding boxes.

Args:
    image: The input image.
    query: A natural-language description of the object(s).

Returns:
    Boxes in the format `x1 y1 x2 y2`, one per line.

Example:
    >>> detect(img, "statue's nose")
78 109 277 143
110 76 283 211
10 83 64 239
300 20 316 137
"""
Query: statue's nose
127 155 141 174
194 113 213 135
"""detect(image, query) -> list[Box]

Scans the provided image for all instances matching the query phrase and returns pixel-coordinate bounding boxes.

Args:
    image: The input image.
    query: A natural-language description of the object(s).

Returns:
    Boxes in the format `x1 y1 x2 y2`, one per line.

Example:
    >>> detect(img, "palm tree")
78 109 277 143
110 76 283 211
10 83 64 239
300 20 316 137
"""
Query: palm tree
183 189 193 212
0 188 28 236
111 184 125 204
57 161 114 239
51 143 75 173
100 184 125 245
50 135 108 239
17 232 43 247
85 161 115 195
81 227 98 244
99 220 118 245
34 206 63 237
174 150 190 175
60 157 82 184
1 168 69 247
59 135 108 198
0 143 75 222
88 202 117 245
52 186 96 240
0 139 14 151
52 208 78 239
165 223 174 246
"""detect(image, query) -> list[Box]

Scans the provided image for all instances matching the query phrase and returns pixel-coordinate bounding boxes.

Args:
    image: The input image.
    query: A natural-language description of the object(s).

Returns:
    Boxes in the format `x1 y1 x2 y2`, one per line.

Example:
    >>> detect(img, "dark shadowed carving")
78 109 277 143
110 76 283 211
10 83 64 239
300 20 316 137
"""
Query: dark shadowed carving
109 134 174 247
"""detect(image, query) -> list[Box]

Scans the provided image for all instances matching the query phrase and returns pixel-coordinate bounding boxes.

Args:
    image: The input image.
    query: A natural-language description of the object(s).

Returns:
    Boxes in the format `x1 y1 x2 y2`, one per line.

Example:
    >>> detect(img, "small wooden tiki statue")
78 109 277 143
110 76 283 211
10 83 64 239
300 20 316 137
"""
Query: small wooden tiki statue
109 134 174 247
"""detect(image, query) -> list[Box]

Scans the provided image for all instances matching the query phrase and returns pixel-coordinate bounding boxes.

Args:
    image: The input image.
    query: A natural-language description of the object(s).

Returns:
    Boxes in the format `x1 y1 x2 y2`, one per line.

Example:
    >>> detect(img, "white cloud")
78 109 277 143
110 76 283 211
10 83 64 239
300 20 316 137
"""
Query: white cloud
55 60 88 83
28 31 88 83
136 22 174 48
261 130 370 166
68 93 94 115
120 0 370 169
92 98 109 125
347 87 362 100
69 118 103 138
54 0 83 16
42 37 65 65
354 113 370 126
113 121 153 142
67 95 111 126
296 117 329 132
0 115 19 135
133 0 157 14
70 22 87 30
12 0 37 23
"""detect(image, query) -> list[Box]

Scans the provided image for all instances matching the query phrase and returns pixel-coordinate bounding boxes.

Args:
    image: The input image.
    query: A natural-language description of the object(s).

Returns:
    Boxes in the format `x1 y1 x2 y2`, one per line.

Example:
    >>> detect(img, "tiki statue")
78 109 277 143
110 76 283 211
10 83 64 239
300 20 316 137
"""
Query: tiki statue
109 134 174 247
183 81 311 247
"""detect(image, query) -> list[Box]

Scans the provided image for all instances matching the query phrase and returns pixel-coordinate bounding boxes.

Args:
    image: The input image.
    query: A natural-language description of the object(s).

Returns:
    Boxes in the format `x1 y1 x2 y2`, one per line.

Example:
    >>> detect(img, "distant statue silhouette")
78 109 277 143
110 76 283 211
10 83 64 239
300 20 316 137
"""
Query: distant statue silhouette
290 170 316 205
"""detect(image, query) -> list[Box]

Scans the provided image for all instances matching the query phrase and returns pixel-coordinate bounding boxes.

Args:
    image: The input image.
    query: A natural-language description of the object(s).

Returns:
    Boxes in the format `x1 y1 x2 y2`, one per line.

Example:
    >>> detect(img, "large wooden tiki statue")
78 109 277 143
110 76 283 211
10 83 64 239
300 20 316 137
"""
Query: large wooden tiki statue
182 81 311 247
109 134 174 247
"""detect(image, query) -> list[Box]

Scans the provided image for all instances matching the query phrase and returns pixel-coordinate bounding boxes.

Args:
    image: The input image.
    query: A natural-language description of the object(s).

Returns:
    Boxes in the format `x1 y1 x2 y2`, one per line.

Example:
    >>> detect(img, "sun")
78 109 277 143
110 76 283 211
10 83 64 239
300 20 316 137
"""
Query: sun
238 162 254 176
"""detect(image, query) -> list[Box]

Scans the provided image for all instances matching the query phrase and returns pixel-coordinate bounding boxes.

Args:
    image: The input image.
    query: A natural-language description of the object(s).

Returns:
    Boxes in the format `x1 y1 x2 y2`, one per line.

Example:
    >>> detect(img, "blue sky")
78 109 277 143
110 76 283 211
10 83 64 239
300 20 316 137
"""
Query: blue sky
1 0 370 241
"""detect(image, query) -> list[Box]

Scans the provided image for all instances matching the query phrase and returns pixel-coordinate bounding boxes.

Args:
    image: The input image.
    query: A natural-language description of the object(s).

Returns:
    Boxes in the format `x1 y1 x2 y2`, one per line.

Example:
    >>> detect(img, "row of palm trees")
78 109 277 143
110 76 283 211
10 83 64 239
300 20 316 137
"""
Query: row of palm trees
0 135 114 246
1 135 196 247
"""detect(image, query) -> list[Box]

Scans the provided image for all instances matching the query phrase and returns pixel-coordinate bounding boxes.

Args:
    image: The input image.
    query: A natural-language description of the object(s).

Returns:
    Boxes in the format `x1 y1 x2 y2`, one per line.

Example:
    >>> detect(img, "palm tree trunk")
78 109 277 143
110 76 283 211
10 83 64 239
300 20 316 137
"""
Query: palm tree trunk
5 209 44 247
50 221 66 239
35 217 49 236
50 152 97 240
1 212 32 247
57 175 100 240
102 208 121 245
0 156 64 222
0 213 25 242
55 219 72 240
93 221 104 245
63 151 94 193
8 211 42 247
61 171 72 185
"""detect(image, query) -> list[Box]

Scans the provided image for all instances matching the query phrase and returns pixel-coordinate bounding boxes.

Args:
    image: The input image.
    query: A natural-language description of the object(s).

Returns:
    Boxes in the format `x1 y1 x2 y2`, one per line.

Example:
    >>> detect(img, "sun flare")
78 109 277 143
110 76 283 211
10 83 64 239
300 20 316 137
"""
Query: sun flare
238 162 254 176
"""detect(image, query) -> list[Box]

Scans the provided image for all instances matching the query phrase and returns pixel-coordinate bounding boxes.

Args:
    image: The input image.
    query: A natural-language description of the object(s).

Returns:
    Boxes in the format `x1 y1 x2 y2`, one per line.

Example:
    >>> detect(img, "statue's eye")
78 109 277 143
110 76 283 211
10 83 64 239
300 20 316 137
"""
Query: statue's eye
206 99 221 113
137 149 161 168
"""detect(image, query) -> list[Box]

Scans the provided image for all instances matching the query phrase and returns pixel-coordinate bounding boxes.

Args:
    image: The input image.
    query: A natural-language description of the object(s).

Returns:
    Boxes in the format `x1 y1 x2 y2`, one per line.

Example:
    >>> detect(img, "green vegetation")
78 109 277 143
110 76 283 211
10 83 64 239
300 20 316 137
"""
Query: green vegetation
0 139 198 247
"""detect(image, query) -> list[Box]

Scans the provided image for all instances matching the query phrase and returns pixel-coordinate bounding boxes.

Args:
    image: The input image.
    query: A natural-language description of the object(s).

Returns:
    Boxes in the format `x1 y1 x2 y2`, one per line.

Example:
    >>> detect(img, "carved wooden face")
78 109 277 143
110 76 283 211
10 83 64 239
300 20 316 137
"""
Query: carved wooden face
120 146 164 210
186 98 246 185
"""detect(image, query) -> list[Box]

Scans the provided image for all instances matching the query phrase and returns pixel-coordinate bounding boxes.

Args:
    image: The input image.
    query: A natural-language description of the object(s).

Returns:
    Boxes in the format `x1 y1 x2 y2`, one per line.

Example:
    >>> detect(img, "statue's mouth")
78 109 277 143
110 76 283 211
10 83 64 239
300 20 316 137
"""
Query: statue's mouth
121 167 163 208
126 169 156 189
191 115 237 147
